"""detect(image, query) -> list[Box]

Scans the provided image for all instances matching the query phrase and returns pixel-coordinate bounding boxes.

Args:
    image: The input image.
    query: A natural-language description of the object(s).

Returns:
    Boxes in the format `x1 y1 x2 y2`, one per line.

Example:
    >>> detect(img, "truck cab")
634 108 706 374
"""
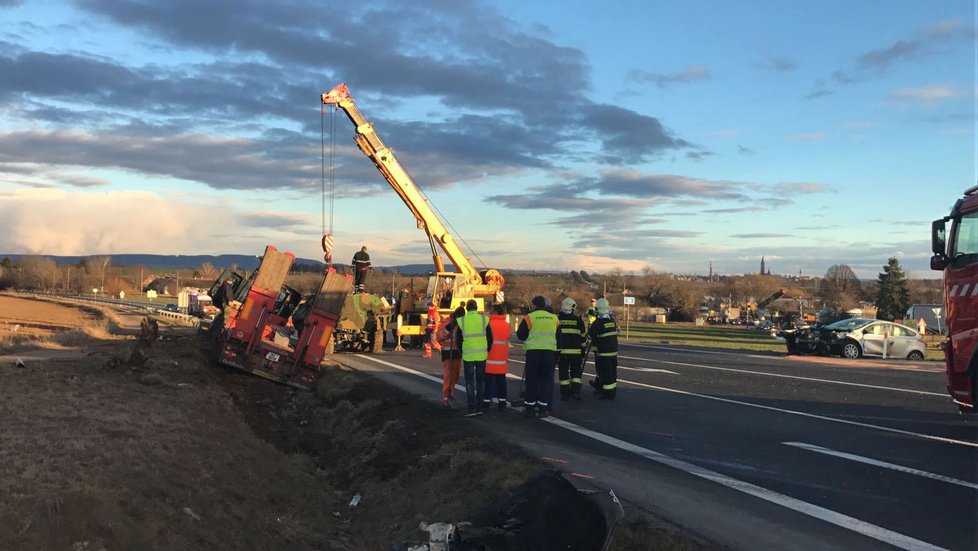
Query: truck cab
931 184 978 412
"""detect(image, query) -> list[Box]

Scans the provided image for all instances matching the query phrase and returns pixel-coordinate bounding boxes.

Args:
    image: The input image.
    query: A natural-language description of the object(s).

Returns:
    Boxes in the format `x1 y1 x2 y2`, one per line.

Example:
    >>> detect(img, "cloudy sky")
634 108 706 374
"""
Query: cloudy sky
1 1 975 279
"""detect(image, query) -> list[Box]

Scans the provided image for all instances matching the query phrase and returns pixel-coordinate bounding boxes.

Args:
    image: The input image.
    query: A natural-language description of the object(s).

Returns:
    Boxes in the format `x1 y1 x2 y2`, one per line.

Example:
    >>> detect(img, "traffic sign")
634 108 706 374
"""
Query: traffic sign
623 296 635 305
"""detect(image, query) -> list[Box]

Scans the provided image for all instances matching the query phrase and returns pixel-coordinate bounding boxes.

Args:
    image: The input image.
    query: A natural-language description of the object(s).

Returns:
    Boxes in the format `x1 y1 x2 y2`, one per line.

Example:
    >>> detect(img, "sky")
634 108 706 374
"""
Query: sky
0 0 976 280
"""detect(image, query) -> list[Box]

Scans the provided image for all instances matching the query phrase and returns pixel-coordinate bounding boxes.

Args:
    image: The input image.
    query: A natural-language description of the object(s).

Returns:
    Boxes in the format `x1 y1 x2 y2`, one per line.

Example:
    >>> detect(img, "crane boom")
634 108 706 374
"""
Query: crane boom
321 83 503 303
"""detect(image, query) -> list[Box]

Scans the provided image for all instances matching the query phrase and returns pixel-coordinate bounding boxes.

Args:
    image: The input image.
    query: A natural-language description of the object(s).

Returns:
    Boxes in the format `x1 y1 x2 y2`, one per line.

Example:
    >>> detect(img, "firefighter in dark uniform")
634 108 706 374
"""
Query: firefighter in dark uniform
588 298 618 399
557 297 586 401
352 245 371 293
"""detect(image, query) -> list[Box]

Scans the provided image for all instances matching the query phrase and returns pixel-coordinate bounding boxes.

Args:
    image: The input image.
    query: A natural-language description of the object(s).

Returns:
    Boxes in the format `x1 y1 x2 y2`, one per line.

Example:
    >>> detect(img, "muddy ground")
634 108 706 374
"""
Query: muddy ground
0 295 102 339
0 300 710 550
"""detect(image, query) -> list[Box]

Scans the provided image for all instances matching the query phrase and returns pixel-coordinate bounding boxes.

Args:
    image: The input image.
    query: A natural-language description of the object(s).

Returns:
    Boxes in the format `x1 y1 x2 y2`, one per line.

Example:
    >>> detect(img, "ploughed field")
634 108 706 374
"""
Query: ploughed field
0 295 100 338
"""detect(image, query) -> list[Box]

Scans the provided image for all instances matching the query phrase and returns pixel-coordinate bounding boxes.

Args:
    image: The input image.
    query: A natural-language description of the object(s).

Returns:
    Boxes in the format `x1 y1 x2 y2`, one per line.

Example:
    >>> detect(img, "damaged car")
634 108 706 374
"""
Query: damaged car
817 318 927 360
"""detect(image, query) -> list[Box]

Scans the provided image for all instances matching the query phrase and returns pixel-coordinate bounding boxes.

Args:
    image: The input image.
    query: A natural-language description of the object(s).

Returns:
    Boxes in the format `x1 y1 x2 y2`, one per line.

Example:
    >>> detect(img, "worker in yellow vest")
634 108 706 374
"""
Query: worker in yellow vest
456 299 493 417
516 295 559 418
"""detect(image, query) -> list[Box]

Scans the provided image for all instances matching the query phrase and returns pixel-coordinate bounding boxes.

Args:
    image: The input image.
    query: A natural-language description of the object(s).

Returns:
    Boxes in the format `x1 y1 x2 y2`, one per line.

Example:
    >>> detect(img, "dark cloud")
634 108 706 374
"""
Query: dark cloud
627 66 711 88
737 145 755 155
855 40 921 71
2 0 695 192
589 171 748 201
0 0 24 7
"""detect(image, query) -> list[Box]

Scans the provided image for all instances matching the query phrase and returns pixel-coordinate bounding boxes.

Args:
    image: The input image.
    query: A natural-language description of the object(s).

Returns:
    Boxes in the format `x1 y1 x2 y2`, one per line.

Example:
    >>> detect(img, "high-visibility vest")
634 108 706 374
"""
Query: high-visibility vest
436 318 458 351
460 311 489 361
486 314 511 374
523 310 558 351
426 307 439 330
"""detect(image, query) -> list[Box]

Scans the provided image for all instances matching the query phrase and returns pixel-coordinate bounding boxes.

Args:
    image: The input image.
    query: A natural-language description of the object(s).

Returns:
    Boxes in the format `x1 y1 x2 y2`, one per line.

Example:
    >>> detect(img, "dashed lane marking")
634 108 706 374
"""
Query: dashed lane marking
783 442 978 490
352 354 948 551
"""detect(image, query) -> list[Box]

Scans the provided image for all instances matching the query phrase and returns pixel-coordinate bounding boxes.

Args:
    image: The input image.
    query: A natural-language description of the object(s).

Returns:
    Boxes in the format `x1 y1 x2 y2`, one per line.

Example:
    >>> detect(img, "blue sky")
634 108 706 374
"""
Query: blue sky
0 0 975 279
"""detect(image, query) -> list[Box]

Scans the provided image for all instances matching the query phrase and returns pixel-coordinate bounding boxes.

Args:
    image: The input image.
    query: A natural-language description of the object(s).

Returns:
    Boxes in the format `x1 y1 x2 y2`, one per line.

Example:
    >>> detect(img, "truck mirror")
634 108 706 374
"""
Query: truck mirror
931 218 946 255
930 254 948 271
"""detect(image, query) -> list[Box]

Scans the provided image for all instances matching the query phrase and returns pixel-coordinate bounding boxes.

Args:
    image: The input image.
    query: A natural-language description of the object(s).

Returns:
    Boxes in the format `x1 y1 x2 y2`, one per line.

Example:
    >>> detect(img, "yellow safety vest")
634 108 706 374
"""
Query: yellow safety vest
460 311 489 361
524 310 558 351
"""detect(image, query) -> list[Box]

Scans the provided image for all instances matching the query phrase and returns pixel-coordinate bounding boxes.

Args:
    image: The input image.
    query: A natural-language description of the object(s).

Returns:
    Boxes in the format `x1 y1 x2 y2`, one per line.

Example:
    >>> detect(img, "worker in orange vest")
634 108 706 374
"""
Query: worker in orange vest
424 301 442 358
484 304 512 411
437 306 465 409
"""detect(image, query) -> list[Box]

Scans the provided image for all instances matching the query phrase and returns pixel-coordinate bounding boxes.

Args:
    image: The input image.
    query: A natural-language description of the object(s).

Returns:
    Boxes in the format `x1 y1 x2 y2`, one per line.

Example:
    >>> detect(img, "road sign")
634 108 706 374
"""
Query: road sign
932 307 942 318
623 296 635 305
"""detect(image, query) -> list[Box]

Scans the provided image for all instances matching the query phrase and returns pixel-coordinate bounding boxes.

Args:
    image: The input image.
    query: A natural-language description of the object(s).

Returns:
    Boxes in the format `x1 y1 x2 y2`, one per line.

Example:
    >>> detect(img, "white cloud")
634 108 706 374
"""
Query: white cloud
787 132 827 141
888 83 956 104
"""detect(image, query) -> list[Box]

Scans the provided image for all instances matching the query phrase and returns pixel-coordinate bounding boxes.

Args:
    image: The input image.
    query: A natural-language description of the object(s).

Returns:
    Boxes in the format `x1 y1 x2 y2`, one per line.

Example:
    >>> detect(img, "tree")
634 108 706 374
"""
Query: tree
875 257 911 321
197 262 219 280
819 264 862 316
89 255 112 292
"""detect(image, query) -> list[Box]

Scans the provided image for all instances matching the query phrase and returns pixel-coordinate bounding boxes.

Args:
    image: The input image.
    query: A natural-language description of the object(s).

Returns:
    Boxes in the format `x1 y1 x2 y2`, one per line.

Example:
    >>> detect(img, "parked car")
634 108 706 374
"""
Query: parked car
162 304 180 313
817 318 927 360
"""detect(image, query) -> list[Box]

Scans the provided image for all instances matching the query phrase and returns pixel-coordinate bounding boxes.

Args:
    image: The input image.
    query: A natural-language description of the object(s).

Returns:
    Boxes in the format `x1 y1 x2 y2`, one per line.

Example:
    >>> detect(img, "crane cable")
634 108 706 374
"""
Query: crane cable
320 102 337 264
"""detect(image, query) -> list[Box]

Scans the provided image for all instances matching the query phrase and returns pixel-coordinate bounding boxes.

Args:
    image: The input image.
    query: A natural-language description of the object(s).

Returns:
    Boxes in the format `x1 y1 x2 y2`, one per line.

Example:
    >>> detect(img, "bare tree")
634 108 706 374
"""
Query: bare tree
819 264 862 315
197 262 219 280
90 255 112 292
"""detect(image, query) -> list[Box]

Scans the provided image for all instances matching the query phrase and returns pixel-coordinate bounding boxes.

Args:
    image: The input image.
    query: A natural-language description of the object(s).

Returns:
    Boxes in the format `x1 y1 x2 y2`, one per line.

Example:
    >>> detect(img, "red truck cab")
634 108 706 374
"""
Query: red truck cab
931 184 978 412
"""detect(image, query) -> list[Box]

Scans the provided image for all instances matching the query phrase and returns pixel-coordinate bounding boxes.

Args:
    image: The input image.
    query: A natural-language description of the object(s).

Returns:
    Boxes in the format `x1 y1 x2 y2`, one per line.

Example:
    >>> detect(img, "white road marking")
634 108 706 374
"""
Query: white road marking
783 442 978 490
618 366 679 374
351 354 947 551
503 358 978 448
616 355 947 397
542 417 947 551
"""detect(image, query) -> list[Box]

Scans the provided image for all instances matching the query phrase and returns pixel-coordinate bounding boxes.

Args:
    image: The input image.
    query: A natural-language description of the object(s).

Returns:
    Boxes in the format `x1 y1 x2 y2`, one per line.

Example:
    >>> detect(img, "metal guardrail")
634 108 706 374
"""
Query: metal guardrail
12 291 200 328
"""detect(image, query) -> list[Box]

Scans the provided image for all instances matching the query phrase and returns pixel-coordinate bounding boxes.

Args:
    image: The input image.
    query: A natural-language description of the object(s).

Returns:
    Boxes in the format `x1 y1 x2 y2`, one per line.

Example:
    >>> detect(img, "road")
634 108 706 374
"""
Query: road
339 339 978 550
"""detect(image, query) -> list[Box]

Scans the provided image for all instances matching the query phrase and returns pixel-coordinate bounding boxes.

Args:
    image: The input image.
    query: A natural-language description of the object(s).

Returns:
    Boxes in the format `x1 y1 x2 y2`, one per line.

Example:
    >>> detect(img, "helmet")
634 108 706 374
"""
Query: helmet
531 295 551 310
560 297 577 314
595 298 611 315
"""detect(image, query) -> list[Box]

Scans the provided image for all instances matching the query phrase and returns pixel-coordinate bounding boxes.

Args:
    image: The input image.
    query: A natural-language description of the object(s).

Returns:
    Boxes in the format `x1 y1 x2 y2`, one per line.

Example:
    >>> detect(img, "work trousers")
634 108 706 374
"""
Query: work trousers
463 360 486 413
354 268 368 291
523 349 556 412
442 356 461 404
594 355 618 399
482 373 509 410
558 353 583 399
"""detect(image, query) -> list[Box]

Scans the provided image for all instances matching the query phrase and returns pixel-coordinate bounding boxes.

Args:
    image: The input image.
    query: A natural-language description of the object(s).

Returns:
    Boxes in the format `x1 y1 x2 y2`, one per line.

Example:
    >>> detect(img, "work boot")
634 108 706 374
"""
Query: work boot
537 408 550 419
523 406 536 418
497 400 508 412
559 386 570 401
571 383 582 401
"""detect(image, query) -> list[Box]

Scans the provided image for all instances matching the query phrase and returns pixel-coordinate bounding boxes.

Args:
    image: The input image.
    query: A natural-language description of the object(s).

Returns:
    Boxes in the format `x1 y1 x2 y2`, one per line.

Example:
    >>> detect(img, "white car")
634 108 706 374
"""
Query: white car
818 318 927 360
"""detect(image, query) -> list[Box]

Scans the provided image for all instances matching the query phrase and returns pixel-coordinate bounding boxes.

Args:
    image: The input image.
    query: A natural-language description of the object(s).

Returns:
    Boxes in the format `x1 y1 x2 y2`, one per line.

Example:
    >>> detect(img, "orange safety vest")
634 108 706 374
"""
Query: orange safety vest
426 306 439 330
436 317 458 351
486 314 511 374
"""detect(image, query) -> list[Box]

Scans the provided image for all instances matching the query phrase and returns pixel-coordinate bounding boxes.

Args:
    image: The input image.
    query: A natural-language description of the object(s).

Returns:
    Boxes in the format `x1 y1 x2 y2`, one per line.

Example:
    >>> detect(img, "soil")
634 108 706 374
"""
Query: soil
0 295 101 338
0 297 711 551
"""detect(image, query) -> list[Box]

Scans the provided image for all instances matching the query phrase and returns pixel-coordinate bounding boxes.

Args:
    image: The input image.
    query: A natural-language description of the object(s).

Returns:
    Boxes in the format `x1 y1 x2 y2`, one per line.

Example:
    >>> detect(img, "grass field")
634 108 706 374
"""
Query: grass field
618 322 787 353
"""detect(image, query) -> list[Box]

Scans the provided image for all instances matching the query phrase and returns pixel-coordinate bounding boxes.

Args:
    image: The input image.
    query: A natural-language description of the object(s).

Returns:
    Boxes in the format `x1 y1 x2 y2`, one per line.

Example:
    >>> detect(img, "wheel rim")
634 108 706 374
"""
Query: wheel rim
908 351 924 361
843 343 859 358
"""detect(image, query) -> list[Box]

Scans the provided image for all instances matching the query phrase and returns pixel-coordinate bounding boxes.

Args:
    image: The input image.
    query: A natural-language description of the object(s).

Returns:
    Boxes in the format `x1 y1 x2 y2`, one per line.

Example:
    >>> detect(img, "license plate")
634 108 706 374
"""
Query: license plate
265 352 281 362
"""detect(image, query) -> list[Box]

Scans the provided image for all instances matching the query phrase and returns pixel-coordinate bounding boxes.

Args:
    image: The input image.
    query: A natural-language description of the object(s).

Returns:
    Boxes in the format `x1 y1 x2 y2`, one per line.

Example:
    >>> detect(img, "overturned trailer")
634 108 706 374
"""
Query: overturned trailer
211 245 352 389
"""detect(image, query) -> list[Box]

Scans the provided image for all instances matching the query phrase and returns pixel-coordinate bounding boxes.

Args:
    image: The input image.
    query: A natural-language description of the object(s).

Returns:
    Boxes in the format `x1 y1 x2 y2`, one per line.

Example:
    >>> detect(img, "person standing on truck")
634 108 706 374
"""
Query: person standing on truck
584 298 598 329
588 298 619 400
517 296 559 418
437 306 465 409
352 245 371 293
457 299 493 417
484 304 512 411
557 297 586 401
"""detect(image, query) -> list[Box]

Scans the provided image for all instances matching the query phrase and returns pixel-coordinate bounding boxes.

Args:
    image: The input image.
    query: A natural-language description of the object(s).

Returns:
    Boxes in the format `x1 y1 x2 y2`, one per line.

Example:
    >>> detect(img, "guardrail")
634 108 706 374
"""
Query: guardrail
11 291 200 328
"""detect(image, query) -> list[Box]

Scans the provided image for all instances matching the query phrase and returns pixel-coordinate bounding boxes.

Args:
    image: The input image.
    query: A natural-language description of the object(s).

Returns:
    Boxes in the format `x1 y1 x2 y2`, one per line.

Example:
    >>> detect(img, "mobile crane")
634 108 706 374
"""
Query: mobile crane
321 83 505 338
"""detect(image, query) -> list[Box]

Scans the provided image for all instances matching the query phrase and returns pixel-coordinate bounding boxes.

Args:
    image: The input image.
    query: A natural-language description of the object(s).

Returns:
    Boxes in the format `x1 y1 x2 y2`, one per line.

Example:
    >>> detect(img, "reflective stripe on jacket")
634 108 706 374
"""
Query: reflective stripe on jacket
557 312 585 355
426 307 439 330
460 311 489 361
436 318 458 350
486 314 511 374
589 317 619 357
523 310 558 351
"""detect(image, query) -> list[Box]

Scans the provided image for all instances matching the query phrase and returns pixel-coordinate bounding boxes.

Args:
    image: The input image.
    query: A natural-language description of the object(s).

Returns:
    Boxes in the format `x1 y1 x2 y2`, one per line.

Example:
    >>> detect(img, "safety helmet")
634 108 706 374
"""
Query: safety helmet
596 298 611 315
560 297 577 313
531 295 551 310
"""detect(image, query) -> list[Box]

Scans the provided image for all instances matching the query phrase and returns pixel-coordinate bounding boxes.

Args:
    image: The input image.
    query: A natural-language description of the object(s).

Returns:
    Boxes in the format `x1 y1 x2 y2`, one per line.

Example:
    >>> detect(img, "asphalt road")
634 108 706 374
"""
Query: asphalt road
340 339 978 551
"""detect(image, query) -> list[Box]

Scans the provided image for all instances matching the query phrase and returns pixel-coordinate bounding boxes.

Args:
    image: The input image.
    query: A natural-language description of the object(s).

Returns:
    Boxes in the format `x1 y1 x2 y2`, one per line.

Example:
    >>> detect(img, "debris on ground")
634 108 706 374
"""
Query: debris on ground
127 317 159 367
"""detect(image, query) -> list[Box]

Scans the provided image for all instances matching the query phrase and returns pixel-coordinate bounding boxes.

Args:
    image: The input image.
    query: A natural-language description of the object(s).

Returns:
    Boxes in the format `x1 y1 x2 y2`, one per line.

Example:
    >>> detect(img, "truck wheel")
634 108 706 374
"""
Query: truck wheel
906 350 925 361
841 341 861 359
